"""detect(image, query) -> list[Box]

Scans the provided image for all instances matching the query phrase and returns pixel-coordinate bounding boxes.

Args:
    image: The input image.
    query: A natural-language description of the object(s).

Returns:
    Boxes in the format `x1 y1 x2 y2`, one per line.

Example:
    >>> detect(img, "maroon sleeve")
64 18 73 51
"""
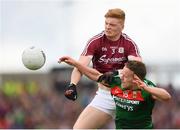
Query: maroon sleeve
128 40 141 57
81 33 103 56
81 39 97 56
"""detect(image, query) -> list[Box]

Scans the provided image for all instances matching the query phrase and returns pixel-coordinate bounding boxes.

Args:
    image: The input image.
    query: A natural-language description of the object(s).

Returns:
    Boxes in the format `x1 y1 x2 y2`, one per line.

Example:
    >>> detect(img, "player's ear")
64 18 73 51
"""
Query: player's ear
120 20 124 30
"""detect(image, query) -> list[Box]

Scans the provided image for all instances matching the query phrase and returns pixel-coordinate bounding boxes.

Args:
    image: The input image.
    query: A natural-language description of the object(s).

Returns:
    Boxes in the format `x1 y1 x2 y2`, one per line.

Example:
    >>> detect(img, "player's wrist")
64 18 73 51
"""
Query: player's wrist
69 83 77 87
112 70 119 76
141 83 147 90
74 61 79 67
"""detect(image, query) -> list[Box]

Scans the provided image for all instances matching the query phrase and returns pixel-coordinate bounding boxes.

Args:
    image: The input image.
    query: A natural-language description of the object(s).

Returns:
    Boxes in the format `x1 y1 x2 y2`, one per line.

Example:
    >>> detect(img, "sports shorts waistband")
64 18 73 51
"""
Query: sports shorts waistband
97 87 111 94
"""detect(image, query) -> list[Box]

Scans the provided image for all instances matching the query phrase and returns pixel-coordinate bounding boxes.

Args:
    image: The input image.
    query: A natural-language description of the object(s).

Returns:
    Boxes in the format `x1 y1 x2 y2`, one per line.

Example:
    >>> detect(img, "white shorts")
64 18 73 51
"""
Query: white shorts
88 87 116 118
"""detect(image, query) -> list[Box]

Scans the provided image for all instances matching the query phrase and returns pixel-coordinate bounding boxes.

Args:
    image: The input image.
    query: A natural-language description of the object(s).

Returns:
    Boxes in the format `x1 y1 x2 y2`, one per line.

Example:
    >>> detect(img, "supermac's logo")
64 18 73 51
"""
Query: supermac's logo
98 55 126 64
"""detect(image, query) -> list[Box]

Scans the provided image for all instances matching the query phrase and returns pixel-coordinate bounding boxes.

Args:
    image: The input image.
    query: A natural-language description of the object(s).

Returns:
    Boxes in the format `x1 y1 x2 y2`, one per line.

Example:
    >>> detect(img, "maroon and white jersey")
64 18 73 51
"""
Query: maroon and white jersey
81 31 141 73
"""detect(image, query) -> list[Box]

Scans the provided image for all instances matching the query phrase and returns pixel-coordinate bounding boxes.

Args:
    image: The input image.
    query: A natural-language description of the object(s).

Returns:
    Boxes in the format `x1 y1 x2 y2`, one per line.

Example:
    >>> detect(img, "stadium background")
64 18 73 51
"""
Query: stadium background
0 0 180 128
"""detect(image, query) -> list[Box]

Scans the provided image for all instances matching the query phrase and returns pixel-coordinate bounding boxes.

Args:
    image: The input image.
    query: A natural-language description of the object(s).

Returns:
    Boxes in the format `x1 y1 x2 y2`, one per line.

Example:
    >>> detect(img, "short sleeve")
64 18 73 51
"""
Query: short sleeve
128 40 141 57
144 79 156 87
81 40 97 56
81 32 103 56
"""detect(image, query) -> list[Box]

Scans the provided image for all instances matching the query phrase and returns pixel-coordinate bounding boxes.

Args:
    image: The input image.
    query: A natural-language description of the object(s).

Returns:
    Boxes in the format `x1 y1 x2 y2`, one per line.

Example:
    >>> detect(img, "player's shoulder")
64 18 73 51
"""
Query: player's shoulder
87 31 105 44
144 78 156 87
92 31 105 38
121 33 131 39
121 33 136 43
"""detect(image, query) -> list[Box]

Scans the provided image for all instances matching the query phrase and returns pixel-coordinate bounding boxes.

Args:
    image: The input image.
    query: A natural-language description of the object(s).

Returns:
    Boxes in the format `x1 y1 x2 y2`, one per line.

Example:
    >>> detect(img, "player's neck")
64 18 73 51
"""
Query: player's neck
107 34 121 41
122 83 140 91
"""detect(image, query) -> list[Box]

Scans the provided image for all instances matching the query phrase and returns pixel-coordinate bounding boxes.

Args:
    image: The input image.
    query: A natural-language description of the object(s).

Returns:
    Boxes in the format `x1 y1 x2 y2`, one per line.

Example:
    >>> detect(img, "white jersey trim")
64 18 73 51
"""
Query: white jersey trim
81 32 104 56
121 33 141 57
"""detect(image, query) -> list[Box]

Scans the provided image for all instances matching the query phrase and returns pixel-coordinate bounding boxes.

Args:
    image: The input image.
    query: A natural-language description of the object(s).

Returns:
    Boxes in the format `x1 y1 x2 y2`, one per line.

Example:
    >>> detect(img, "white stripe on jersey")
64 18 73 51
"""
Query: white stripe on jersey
121 33 141 57
81 32 104 56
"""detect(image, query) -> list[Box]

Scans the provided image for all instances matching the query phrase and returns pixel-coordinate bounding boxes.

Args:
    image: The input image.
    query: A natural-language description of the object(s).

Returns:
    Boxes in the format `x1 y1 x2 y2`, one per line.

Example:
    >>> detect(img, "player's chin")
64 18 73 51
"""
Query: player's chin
121 83 128 89
105 31 112 36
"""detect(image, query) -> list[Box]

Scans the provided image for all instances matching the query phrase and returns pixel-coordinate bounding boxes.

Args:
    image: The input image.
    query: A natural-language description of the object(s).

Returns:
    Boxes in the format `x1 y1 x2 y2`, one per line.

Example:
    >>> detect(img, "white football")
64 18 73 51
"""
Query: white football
22 46 46 70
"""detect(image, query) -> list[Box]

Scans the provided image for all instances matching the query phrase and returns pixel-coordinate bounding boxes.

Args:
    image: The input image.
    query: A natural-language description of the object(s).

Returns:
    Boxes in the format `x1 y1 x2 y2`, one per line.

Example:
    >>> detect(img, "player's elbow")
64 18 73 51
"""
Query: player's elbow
163 93 171 101
160 93 171 101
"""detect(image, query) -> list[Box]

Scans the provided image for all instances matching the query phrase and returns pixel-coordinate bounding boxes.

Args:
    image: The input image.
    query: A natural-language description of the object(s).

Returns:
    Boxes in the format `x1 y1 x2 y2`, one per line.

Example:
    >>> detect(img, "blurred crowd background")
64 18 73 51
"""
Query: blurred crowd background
0 67 180 129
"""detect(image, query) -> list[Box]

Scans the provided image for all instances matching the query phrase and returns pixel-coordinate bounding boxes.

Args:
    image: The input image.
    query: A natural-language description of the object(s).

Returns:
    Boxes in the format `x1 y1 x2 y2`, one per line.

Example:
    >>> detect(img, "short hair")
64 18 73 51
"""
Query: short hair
126 61 147 80
104 8 125 21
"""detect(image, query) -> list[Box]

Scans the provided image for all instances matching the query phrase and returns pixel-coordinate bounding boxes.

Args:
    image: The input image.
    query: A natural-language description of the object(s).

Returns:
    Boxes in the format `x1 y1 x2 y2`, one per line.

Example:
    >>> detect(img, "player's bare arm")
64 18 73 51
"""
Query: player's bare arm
70 56 92 85
59 56 93 101
59 56 102 81
133 75 171 101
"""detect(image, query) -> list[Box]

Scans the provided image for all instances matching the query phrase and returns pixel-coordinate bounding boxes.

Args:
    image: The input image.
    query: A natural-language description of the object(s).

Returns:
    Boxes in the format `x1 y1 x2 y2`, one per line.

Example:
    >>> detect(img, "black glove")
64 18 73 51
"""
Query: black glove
97 70 119 85
64 83 77 101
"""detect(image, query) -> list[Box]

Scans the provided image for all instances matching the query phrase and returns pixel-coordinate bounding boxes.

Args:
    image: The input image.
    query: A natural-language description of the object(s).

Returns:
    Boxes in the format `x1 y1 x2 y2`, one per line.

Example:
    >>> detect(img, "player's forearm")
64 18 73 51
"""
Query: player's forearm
143 86 171 101
70 67 83 85
74 61 101 81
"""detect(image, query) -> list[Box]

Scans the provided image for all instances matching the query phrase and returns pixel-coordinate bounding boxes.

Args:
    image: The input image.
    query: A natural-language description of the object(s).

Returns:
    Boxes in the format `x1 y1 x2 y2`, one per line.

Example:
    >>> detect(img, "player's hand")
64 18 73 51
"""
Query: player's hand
133 75 146 90
58 56 76 66
64 83 78 101
97 70 119 85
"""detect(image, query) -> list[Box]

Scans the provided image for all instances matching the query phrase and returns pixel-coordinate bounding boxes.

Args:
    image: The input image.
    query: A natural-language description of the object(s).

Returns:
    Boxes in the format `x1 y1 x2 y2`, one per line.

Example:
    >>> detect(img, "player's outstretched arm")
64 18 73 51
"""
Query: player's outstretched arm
59 56 102 81
133 75 171 101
